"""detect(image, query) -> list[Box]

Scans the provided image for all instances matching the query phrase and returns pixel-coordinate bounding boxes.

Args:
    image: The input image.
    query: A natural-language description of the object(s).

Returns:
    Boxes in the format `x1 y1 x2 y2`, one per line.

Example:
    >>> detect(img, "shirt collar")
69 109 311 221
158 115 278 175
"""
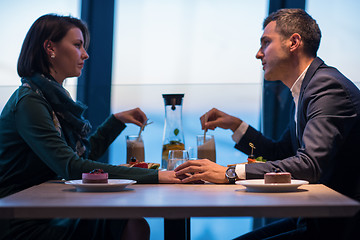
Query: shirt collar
290 65 310 104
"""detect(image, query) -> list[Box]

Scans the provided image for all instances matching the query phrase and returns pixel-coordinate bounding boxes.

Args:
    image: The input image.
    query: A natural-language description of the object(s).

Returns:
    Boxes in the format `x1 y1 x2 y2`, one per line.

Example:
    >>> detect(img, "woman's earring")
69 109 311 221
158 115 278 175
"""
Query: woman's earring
51 53 55 59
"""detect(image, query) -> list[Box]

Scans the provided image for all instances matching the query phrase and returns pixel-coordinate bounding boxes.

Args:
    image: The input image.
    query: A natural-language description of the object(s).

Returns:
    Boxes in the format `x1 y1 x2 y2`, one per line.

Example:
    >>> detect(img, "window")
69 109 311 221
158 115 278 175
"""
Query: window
0 0 81 108
111 0 267 165
111 1 267 239
307 0 360 86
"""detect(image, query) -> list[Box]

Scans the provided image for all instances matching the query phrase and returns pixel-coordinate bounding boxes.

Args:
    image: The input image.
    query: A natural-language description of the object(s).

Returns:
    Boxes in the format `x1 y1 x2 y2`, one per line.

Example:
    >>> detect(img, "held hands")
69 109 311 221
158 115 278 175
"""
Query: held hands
158 170 205 184
114 108 148 127
200 108 243 132
158 170 183 183
174 159 228 184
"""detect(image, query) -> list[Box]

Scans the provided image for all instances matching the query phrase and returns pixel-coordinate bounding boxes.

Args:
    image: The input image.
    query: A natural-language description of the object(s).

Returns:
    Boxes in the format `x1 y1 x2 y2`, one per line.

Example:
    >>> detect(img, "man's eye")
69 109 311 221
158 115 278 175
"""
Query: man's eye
261 41 270 49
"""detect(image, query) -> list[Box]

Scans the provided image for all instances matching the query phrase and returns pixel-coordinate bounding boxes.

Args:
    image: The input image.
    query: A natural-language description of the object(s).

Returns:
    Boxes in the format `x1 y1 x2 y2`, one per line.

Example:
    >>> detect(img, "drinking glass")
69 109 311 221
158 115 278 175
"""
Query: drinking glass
126 135 145 163
187 147 197 160
197 134 216 162
167 150 189 170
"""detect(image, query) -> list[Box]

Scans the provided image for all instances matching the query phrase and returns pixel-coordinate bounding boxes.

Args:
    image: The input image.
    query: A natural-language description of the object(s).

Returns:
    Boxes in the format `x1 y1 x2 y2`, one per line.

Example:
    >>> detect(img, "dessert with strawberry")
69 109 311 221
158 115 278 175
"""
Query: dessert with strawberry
82 169 108 183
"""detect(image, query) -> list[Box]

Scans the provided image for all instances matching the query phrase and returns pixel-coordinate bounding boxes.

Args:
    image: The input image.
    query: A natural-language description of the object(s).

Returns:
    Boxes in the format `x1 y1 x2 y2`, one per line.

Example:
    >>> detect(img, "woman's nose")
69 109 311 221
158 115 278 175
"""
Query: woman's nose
82 50 89 60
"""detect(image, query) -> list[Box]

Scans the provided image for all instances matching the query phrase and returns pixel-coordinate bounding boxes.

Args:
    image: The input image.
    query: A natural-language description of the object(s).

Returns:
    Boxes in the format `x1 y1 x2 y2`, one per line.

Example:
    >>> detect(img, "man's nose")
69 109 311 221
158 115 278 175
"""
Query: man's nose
256 48 263 59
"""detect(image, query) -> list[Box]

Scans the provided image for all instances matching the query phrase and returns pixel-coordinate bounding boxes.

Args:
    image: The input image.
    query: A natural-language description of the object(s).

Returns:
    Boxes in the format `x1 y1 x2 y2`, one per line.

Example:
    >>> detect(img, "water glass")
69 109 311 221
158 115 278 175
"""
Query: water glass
187 147 198 160
167 150 189 170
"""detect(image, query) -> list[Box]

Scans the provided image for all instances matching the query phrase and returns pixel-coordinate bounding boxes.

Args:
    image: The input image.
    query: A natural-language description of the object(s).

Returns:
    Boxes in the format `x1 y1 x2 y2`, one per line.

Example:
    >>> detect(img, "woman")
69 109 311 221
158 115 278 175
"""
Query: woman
0 14 181 239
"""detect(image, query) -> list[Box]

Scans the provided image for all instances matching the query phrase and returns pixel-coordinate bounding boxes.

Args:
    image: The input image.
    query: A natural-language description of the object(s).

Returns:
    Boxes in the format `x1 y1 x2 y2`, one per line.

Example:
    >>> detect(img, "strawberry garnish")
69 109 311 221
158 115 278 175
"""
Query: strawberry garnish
132 162 148 168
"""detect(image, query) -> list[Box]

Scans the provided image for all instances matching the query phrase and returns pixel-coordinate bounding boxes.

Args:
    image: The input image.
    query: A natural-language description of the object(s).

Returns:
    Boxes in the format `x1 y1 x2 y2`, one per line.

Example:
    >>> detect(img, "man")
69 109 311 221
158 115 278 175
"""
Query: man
175 8 360 239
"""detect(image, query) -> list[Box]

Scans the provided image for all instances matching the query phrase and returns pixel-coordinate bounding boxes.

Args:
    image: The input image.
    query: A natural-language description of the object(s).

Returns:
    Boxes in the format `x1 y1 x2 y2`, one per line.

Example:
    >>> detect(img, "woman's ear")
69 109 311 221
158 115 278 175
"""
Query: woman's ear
44 40 56 59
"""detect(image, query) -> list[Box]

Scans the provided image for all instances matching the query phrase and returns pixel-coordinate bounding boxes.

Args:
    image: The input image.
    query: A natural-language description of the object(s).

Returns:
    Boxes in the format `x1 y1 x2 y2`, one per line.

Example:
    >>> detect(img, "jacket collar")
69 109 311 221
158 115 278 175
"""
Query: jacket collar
299 57 325 100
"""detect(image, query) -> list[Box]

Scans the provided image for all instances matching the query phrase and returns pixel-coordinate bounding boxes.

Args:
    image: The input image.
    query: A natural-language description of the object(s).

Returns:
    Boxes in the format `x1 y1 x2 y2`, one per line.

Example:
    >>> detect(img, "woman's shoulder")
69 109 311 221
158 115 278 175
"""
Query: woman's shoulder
8 86 52 113
1 86 50 120
15 85 46 103
2 86 35 109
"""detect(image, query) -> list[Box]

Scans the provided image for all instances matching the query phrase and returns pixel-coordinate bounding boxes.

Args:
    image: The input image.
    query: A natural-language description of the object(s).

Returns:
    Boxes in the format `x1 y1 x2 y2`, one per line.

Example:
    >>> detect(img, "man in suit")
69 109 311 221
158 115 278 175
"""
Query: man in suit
175 8 360 239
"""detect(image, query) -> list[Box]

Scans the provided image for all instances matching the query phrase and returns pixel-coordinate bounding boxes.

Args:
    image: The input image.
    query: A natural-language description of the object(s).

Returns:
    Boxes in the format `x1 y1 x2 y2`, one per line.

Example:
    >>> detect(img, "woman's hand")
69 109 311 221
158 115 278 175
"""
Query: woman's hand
158 170 183 183
158 170 204 184
114 108 147 127
174 159 228 184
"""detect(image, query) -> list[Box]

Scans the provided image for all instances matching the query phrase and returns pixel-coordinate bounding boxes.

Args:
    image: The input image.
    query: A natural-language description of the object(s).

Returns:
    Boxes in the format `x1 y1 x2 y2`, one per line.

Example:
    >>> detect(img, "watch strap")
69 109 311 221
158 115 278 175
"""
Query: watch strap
228 177 236 184
226 166 237 184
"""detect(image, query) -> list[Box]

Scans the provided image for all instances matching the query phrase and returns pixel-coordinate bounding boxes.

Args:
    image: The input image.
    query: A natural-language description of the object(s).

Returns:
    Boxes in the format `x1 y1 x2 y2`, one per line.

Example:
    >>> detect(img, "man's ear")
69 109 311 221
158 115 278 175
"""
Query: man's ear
43 40 55 58
289 33 301 52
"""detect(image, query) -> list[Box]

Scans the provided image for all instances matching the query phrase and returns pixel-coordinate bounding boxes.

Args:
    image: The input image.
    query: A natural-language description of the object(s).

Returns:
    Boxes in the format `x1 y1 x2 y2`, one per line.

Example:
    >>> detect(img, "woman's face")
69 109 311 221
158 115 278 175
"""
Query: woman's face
49 27 89 84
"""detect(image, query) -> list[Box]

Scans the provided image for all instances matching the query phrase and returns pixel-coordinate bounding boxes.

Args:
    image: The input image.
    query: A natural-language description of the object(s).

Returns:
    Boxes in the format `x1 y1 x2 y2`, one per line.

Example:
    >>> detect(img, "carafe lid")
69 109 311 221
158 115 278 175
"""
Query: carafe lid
162 94 184 105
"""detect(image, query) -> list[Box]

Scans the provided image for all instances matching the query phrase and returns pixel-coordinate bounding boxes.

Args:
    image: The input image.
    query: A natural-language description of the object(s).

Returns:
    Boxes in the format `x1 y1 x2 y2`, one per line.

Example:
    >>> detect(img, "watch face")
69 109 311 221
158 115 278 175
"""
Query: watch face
226 167 237 178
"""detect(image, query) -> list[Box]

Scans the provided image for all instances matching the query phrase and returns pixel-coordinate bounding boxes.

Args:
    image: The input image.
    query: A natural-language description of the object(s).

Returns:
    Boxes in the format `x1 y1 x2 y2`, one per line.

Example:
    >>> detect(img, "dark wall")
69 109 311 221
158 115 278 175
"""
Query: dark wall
78 0 115 163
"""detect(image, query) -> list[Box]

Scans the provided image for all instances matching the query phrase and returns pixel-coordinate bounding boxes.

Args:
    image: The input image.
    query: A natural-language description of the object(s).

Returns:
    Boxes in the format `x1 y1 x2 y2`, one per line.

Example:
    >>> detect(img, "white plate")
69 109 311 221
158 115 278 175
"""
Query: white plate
235 179 309 192
65 179 136 192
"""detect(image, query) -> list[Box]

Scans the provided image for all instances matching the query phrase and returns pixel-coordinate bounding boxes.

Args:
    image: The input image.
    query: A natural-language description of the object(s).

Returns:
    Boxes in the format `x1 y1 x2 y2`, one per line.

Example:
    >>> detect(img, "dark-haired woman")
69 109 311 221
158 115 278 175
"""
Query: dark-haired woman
0 14 181 240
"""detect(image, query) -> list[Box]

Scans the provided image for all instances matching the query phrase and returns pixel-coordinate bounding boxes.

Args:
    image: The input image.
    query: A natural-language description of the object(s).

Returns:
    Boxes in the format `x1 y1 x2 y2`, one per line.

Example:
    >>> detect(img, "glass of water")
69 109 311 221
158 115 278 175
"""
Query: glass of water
167 150 189 171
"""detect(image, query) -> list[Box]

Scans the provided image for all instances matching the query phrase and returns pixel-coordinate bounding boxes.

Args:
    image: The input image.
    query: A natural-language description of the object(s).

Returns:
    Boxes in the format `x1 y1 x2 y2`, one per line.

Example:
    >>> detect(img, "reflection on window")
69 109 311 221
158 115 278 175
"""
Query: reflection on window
113 0 266 85
112 1 267 239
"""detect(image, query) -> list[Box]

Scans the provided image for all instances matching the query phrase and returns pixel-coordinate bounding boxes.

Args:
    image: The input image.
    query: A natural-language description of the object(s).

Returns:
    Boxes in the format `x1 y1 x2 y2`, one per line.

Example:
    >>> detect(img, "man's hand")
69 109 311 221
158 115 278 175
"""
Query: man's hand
200 108 242 132
174 159 228 184
114 108 147 127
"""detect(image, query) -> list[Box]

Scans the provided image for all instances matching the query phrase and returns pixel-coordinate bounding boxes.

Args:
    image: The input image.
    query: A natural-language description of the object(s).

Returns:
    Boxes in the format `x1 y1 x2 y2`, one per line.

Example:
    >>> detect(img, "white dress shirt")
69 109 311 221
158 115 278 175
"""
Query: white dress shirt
232 65 310 180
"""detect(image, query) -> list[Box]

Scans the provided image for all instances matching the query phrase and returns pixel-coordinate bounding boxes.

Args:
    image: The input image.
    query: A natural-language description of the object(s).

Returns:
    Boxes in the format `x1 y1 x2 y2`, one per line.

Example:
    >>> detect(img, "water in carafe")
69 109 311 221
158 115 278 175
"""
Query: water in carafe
161 94 185 169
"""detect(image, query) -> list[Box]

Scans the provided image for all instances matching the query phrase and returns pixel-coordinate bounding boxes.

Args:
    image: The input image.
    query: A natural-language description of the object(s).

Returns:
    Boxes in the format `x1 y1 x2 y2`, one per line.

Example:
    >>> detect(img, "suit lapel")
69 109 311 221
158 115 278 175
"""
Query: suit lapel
298 57 324 103
296 57 325 140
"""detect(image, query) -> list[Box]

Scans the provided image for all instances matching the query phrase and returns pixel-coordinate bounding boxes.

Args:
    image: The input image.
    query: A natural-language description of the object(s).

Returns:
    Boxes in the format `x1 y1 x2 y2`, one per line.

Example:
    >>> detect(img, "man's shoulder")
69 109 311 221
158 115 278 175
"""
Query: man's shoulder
304 61 360 113
306 59 357 92
307 57 346 81
314 65 359 93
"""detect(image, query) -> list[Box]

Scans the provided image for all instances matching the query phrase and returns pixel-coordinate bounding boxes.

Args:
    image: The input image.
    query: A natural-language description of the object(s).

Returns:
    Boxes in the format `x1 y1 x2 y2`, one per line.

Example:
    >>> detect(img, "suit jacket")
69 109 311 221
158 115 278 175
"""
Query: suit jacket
235 57 360 201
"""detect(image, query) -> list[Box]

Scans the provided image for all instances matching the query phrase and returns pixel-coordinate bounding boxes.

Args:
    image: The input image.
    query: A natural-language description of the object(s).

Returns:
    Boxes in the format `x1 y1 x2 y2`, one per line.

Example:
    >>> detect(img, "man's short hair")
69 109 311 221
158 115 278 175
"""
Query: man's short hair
264 8 321 57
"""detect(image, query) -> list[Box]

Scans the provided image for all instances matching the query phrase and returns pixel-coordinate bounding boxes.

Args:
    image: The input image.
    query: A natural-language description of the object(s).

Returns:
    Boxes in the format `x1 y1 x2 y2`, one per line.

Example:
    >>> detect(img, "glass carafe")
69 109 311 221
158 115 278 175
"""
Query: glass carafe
161 94 185 169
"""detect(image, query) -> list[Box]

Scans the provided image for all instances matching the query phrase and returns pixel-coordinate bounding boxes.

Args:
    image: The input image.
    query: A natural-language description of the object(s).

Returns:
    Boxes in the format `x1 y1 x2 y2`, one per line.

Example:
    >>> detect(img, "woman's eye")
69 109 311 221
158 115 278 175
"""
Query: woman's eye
74 43 81 48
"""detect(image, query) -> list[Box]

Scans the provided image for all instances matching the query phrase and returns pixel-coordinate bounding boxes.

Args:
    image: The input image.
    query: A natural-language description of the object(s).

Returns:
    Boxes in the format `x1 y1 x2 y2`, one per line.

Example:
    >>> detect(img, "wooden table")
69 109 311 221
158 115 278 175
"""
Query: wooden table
1 181 359 239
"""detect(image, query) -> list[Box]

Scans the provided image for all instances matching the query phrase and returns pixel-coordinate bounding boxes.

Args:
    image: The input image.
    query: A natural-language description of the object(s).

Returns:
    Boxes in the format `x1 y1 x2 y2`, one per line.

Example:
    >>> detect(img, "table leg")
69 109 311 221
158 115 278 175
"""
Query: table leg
164 218 190 240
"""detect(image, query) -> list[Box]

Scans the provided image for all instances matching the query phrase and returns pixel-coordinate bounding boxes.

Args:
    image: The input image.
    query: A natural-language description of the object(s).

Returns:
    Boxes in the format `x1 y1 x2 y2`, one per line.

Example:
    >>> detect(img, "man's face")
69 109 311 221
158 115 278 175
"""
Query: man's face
256 21 290 81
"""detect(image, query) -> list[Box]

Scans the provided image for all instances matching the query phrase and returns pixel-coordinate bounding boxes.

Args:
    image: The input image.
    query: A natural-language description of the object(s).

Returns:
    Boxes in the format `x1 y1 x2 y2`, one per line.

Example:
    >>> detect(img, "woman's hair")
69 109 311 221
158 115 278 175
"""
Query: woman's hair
263 8 321 58
17 14 89 77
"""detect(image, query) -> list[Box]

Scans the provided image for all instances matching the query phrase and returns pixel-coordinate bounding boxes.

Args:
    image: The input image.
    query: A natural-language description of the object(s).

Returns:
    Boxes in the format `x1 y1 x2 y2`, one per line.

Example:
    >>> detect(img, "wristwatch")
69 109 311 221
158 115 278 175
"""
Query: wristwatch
225 166 238 184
